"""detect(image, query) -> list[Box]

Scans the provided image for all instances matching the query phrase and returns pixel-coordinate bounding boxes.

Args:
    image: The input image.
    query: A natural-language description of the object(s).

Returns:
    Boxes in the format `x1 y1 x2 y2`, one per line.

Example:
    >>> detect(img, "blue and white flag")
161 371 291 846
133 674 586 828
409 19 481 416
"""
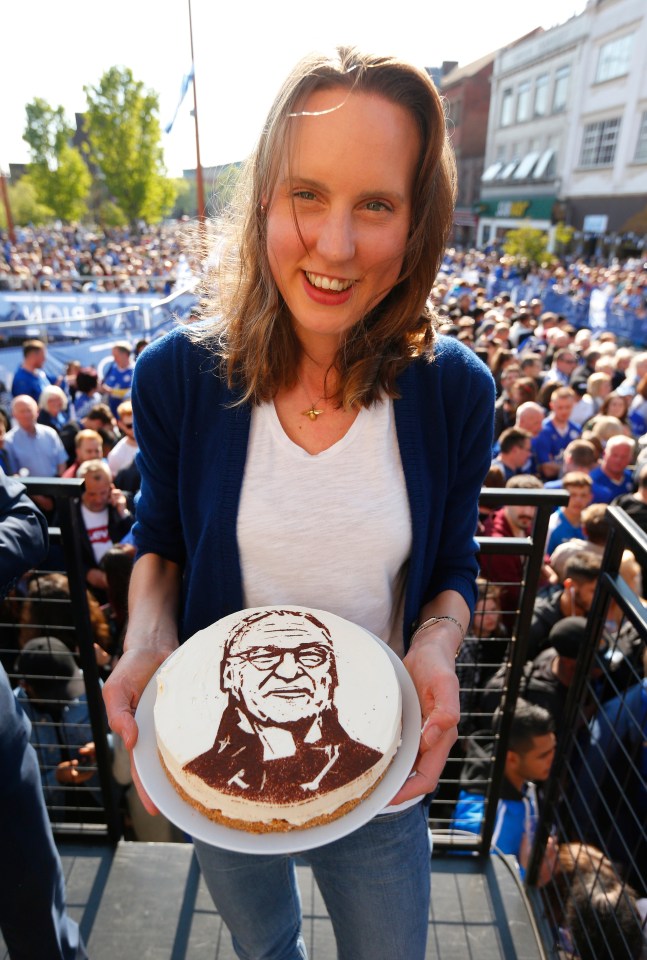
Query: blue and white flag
164 65 195 135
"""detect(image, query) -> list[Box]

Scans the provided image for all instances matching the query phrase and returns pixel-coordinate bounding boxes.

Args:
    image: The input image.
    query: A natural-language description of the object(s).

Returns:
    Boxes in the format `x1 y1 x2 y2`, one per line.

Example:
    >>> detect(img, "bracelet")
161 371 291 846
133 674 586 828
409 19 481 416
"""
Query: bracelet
409 616 465 658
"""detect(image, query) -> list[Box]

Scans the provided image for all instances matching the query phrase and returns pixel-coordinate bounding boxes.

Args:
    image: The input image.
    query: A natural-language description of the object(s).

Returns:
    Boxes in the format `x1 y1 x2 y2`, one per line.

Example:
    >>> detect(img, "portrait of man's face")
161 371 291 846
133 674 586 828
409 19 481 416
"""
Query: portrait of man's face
222 614 335 727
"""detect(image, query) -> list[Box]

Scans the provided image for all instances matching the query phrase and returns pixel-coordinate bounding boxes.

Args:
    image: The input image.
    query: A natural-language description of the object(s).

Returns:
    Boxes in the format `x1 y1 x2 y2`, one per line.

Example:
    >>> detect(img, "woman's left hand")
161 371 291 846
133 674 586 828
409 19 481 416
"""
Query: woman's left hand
390 629 460 804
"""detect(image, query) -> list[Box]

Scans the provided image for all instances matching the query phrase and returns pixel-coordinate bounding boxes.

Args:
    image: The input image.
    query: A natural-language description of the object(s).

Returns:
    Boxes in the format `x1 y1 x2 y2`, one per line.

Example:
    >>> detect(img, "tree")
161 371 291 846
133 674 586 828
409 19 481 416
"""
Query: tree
0 175 53 228
554 221 575 258
84 67 177 226
503 223 555 266
23 98 90 221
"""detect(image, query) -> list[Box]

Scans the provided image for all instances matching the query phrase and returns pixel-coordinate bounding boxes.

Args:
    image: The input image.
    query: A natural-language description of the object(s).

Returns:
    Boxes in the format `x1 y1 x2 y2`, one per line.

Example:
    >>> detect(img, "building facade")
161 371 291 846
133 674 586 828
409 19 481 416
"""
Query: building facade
562 0 647 258
441 52 496 246
476 0 647 258
476 21 586 248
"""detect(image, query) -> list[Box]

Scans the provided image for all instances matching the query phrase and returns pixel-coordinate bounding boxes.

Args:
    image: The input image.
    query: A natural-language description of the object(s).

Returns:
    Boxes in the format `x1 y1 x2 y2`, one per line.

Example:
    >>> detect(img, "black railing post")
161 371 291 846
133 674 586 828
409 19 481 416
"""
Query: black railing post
525 505 641 887
478 489 568 856
23 478 121 843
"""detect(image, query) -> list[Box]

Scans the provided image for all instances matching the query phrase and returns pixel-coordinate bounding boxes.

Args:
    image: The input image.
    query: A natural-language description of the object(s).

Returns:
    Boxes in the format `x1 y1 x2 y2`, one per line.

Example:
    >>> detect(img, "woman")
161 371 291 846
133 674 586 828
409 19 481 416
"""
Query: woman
37 384 70 431
597 390 631 427
628 373 647 437
104 48 494 960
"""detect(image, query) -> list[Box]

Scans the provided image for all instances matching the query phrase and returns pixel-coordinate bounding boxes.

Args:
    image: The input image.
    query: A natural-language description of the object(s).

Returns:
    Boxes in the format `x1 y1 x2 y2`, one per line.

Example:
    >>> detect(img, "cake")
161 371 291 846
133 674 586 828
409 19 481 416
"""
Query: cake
154 606 402 832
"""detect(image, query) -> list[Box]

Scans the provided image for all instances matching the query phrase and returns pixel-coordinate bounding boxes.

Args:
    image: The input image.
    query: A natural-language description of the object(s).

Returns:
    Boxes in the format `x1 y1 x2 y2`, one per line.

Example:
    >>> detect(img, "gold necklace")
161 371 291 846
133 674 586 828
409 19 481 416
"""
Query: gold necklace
297 373 326 421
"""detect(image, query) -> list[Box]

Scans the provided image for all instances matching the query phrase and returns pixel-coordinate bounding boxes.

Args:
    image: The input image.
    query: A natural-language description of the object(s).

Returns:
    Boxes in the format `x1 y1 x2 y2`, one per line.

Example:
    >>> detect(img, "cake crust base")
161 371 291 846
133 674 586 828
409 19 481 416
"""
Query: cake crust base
158 750 391 834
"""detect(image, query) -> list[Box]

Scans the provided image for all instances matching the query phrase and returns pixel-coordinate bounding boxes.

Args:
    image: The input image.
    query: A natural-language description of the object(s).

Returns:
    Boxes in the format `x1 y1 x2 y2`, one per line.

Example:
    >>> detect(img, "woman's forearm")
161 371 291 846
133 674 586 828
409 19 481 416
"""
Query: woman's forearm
124 553 182 656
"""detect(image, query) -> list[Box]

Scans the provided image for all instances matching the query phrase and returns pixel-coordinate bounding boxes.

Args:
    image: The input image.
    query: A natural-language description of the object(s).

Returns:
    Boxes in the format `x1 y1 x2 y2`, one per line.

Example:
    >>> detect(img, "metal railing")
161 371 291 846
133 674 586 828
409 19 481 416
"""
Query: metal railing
2 477 121 843
527 506 647 959
432 486 569 853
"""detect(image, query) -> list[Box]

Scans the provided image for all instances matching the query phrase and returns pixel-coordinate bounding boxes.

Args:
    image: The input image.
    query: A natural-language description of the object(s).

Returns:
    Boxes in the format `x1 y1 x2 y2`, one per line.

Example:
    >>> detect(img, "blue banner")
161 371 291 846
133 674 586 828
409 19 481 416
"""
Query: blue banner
0 290 198 343
604 301 647 346
0 290 200 387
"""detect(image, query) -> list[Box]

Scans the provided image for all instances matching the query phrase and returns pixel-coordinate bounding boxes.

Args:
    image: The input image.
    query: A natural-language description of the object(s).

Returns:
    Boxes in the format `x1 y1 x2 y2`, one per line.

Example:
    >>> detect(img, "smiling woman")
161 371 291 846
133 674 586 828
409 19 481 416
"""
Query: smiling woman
103 46 495 960
266 88 419 362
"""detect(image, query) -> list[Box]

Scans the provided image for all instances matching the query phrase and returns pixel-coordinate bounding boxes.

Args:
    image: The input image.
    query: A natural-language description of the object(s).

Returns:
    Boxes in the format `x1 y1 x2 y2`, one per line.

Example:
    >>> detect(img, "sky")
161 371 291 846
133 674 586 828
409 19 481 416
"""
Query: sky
1 0 588 179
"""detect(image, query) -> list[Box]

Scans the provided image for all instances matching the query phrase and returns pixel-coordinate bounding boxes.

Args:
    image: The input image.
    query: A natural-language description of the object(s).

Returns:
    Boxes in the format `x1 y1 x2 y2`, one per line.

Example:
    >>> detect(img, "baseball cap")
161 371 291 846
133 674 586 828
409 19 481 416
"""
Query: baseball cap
548 616 588 659
17 637 85 703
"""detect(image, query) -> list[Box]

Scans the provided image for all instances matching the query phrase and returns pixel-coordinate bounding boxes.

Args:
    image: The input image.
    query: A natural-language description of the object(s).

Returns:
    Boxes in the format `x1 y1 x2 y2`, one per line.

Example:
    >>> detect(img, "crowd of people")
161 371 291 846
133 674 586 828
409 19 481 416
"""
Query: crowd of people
2 220 647 959
0 222 201 295
426 286 647 954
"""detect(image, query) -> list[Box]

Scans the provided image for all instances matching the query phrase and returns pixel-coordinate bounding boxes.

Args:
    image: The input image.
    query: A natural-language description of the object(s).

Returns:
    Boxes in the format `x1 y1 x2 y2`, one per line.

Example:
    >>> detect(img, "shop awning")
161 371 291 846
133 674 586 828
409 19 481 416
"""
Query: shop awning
474 196 558 220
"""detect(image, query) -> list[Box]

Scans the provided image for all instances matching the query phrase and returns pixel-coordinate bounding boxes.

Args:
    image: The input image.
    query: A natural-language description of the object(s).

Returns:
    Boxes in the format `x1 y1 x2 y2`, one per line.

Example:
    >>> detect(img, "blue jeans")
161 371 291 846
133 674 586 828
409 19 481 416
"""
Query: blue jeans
194 801 431 960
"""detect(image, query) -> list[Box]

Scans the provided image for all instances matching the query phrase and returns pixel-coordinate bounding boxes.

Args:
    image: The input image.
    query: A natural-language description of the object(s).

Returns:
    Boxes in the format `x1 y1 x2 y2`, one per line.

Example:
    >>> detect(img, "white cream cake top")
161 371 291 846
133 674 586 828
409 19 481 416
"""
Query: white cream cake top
154 606 402 768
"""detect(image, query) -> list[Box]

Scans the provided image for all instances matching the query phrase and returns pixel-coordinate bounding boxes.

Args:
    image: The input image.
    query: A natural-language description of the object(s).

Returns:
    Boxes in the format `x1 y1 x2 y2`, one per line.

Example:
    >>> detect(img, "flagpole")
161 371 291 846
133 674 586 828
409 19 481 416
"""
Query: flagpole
188 0 206 223
0 171 16 244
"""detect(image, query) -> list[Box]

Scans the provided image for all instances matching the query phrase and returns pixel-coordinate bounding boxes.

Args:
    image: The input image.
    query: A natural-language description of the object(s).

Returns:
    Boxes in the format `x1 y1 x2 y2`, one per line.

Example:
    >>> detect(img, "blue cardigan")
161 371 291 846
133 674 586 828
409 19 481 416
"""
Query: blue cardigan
132 328 495 649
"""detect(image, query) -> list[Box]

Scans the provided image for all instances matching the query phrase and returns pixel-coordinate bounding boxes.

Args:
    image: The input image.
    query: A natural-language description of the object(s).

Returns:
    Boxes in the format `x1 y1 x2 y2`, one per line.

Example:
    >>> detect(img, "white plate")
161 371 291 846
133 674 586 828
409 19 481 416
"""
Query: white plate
133 633 422 854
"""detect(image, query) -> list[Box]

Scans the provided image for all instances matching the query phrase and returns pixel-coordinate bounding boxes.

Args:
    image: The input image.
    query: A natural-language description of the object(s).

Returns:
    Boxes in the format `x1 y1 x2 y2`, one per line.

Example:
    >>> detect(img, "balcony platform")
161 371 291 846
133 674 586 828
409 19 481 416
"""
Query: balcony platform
1 841 546 959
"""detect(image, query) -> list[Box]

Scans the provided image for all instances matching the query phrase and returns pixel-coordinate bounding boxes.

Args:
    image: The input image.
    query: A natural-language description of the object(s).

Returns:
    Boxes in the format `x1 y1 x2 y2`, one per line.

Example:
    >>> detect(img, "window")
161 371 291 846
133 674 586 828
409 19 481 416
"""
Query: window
580 118 621 167
513 152 540 179
533 148 556 179
500 88 514 127
534 75 549 116
553 66 570 113
596 34 633 83
452 99 462 126
635 111 647 163
482 161 503 181
499 158 519 179
516 81 531 122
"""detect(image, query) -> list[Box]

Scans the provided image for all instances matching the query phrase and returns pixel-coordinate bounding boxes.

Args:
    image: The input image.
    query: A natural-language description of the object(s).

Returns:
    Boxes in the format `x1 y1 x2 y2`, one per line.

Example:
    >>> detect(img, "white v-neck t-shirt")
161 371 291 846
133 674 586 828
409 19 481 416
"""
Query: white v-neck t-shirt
237 398 412 656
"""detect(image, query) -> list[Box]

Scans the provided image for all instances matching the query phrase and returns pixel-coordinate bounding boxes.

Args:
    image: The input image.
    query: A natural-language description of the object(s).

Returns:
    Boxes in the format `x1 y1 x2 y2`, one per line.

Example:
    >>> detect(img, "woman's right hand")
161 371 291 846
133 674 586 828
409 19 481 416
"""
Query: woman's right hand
103 643 176 815
103 554 182 813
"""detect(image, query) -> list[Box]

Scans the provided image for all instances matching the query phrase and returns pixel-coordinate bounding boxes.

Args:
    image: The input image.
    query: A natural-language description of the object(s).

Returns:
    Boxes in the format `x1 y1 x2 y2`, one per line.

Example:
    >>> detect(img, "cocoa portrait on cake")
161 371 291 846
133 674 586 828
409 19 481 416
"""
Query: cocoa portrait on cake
154 607 402 832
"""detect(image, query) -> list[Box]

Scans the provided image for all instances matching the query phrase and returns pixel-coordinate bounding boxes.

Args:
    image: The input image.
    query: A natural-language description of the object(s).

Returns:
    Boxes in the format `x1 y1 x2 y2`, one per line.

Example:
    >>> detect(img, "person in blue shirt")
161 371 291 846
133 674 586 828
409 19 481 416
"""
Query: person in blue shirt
99 342 135 418
545 471 593 555
491 426 533 480
452 700 557 883
3 395 68 478
11 339 57 402
533 386 582 480
590 435 636 503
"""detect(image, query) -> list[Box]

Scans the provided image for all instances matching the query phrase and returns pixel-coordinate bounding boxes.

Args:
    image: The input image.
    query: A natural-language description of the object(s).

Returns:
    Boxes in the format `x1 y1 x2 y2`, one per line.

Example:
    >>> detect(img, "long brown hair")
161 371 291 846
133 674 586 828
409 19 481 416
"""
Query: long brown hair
191 47 456 408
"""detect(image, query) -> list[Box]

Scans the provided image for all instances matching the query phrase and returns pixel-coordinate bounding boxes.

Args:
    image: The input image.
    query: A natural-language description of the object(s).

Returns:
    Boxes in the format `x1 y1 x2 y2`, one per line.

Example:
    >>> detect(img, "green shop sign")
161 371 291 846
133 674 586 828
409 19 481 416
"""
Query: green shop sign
474 196 557 220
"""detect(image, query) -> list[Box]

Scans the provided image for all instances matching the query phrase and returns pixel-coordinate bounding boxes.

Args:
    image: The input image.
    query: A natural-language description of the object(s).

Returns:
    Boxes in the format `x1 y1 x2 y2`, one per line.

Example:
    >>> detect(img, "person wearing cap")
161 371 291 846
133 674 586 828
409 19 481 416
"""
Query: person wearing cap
451 699 557 883
480 616 597 732
14 637 98 810
0 471 87 959
528 552 601 660
99 342 134 418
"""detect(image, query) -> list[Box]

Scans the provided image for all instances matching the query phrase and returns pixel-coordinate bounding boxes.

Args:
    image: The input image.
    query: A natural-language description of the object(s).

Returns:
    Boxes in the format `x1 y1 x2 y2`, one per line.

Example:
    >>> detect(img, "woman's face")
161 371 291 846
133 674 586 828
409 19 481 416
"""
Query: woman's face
472 597 500 637
266 87 420 351
606 395 625 418
46 396 63 416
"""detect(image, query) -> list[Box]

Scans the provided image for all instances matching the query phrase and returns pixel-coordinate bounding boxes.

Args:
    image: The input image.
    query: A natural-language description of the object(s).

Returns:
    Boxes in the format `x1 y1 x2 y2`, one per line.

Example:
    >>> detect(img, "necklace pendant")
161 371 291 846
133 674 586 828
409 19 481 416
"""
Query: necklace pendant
303 406 323 421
